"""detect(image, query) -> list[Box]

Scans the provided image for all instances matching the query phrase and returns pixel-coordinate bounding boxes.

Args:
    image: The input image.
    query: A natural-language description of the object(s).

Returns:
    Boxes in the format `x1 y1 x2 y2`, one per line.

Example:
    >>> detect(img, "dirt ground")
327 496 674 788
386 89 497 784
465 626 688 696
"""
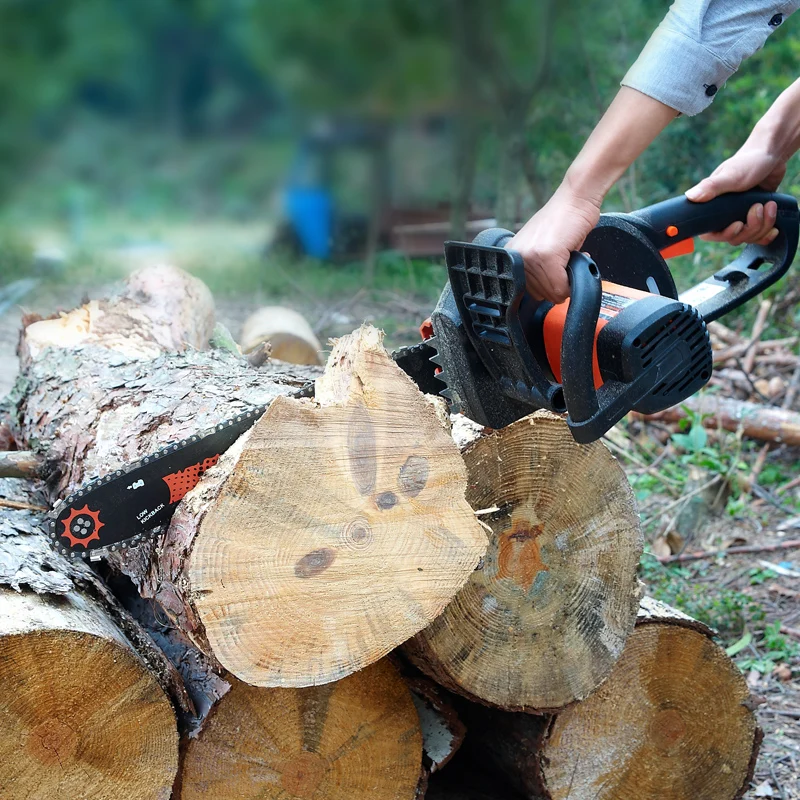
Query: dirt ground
1 275 798 799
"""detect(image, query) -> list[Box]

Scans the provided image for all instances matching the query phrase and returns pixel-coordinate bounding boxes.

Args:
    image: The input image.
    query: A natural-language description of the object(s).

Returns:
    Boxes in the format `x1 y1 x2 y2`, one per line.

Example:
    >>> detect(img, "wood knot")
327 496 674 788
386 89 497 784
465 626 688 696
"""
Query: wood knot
375 491 398 510
295 548 336 578
343 518 374 551
399 455 429 498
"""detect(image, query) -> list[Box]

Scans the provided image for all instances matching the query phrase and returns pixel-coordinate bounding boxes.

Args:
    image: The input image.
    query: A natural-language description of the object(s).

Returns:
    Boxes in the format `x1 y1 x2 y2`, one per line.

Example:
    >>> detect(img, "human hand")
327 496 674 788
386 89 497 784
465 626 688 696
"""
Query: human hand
507 184 601 303
685 144 787 246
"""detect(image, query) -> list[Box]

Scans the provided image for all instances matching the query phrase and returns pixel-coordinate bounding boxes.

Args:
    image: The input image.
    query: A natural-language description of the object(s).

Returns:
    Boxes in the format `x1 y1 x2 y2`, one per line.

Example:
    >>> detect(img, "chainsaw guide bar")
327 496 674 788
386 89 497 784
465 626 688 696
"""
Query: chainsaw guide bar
45 382 318 560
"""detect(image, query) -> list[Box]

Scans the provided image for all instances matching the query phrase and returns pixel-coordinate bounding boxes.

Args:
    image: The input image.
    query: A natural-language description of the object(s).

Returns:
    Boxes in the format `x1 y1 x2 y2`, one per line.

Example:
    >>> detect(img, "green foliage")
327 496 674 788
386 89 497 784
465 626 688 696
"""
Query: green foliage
747 566 778 586
737 621 799 674
2 0 800 303
640 555 765 637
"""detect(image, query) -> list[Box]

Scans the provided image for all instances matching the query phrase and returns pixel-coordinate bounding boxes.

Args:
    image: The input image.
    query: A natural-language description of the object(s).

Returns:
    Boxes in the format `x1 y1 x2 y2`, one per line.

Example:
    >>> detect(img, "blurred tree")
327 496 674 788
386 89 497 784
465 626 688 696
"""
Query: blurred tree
0 0 798 229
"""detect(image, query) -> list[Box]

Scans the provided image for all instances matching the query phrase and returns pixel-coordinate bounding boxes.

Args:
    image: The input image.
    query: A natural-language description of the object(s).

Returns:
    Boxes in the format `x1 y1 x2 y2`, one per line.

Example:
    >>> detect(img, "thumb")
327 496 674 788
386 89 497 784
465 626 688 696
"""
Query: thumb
685 177 720 203
685 171 738 203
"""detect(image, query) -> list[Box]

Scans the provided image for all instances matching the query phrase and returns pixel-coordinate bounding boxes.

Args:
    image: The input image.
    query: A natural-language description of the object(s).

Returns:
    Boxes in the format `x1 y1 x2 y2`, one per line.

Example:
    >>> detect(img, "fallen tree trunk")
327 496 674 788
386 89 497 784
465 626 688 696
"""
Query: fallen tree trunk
178 658 423 799
239 305 322 365
635 394 800 445
12 266 487 689
462 598 761 800
0 480 179 800
404 412 643 712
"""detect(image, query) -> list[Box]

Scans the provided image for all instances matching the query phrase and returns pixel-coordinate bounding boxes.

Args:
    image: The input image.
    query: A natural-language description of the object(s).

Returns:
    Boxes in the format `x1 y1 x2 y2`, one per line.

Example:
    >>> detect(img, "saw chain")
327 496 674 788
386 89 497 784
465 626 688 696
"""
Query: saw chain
45 341 441 560
45 382 315 561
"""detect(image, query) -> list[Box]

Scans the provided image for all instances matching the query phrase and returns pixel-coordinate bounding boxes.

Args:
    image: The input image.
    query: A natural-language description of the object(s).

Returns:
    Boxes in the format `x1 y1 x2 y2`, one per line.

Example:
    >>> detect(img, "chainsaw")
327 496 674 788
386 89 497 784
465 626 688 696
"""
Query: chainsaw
47 189 799 559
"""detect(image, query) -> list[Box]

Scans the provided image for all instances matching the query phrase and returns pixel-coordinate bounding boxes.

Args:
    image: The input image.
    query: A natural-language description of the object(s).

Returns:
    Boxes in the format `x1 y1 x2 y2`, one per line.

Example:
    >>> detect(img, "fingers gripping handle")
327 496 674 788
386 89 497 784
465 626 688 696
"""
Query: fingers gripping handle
629 190 799 322
629 191 796 248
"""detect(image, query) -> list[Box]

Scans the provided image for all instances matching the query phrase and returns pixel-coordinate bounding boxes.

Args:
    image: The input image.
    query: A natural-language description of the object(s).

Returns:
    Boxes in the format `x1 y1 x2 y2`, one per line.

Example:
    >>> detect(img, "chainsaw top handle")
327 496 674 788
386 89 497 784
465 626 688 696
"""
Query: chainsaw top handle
625 190 799 322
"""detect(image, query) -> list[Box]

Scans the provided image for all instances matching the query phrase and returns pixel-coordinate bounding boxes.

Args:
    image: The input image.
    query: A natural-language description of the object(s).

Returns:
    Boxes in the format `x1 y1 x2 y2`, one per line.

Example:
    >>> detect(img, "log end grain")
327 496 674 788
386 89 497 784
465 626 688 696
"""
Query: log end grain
405 411 643 712
186 325 488 687
180 659 422 800
239 306 322 365
542 622 759 800
0 591 178 800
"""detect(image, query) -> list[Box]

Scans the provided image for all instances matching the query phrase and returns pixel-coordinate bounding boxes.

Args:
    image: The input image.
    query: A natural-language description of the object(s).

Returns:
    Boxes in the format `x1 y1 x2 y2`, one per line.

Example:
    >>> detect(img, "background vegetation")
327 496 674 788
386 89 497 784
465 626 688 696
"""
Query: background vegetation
1 0 799 282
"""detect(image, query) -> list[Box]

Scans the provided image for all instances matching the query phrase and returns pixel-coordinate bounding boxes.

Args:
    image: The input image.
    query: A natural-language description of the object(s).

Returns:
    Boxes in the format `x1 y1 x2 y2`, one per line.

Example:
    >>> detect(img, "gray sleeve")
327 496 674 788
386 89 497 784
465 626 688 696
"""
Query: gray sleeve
621 0 800 116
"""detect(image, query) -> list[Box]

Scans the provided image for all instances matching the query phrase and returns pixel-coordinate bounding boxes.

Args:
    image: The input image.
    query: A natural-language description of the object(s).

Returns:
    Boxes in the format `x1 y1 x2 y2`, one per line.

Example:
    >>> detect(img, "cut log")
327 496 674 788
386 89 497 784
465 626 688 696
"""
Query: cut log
0 480 179 800
404 411 642 712
185 325 487 686
178 658 422 800
12 267 486 689
239 305 322 365
463 598 760 800
635 394 800 445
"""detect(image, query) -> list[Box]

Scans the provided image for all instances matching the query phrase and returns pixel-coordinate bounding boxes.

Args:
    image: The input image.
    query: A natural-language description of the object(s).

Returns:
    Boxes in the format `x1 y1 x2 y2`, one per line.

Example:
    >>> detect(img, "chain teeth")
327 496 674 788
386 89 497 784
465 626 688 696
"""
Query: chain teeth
426 337 463 415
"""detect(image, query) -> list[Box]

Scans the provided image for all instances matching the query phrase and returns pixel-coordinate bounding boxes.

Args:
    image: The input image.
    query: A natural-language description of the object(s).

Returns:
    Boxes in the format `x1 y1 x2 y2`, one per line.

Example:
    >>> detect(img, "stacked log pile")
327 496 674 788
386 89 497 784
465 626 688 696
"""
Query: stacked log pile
0 265 763 798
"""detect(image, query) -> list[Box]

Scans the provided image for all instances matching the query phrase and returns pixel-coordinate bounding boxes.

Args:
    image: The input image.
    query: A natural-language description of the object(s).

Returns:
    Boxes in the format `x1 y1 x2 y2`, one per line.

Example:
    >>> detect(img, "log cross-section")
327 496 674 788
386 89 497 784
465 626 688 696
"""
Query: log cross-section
187 325 488 687
405 411 643 712
0 480 179 800
179 658 422 799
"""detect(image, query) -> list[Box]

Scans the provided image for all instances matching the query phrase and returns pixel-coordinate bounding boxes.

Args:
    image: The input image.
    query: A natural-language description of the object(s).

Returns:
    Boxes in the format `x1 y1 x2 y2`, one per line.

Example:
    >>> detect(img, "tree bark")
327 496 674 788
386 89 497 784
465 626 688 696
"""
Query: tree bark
11 266 487 690
462 597 761 800
177 658 423 800
404 411 643 712
0 479 179 800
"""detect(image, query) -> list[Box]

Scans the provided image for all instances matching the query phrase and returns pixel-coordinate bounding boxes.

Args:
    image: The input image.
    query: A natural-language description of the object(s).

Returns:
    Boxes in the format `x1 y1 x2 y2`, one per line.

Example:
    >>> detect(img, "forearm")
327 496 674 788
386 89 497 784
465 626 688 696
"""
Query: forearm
561 87 678 204
749 77 800 161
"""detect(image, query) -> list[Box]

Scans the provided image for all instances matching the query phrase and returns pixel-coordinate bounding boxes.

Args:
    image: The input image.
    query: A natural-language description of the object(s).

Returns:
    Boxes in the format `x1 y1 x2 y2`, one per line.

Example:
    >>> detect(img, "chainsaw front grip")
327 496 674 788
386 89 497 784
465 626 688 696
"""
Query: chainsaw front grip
561 252 601 425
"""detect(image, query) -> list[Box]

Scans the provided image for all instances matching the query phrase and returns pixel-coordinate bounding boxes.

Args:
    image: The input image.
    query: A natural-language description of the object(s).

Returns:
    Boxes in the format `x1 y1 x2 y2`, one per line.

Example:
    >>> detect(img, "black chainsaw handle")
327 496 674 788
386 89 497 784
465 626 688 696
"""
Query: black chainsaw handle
560 251 602 425
627 190 799 322
627 190 795 248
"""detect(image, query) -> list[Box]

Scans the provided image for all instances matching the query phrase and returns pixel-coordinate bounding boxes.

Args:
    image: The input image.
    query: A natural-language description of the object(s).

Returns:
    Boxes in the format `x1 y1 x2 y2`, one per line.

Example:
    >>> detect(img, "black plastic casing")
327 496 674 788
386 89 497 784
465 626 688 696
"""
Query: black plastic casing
596 296 712 415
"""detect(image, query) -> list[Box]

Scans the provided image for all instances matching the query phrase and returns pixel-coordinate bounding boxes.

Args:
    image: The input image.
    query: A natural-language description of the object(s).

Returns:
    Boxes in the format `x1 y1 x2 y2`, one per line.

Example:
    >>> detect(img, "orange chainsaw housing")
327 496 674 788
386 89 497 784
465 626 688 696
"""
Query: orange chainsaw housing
542 280 653 388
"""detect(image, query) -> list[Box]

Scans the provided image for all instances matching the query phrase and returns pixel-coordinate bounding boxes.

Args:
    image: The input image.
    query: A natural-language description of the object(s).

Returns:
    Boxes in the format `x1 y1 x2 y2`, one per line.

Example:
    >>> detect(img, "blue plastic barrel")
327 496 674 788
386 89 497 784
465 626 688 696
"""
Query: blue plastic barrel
284 187 332 259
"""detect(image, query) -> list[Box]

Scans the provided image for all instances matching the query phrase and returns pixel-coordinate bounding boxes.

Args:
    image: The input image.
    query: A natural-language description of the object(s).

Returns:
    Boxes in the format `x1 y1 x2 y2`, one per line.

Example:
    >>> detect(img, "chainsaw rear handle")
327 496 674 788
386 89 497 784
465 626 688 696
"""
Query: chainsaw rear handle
627 190 799 322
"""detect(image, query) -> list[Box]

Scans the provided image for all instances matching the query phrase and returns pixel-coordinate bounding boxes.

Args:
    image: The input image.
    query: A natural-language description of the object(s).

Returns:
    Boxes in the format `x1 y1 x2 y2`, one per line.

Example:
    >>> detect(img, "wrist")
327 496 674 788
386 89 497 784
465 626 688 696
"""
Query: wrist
561 162 610 209
748 89 800 163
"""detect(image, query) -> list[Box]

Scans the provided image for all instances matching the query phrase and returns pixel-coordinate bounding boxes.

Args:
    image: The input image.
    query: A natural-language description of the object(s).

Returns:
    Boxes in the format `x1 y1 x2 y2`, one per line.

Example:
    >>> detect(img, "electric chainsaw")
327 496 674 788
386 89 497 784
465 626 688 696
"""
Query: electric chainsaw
47 189 799 560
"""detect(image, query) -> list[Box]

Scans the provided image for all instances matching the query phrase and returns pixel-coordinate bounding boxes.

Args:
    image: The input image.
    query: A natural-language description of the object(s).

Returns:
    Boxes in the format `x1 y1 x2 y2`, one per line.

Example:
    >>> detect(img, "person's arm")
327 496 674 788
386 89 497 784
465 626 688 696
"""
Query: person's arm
509 88 676 302
512 0 800 303
685 77 800 245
